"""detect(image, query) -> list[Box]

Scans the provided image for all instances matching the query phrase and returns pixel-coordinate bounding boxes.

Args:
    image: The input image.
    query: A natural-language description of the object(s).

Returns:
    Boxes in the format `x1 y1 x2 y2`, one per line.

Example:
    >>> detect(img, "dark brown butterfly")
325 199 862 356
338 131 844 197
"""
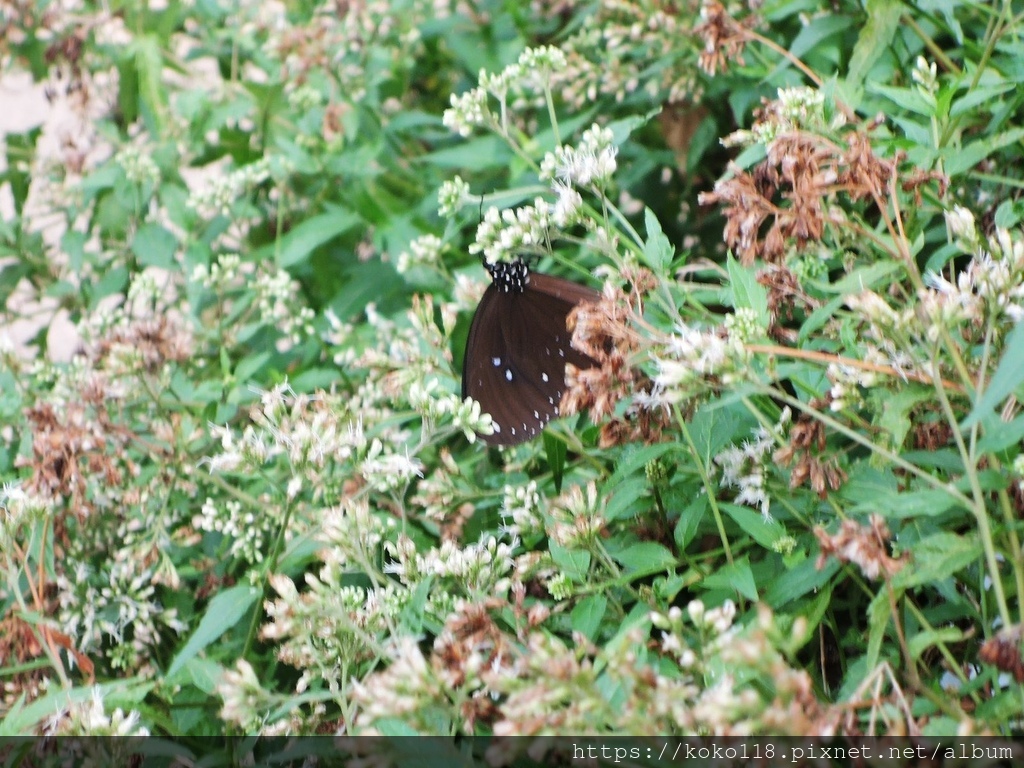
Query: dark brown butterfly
462 257 600 445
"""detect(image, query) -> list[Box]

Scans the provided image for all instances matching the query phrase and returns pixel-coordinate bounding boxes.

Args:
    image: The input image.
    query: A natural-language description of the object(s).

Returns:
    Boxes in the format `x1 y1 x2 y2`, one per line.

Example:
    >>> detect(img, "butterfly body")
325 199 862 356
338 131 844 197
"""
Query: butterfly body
462 258 599 446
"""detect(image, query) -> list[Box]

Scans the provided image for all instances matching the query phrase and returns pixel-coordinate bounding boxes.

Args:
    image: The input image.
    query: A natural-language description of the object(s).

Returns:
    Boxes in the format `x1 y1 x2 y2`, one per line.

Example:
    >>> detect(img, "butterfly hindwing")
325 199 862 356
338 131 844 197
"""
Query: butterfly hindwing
462 266 599 446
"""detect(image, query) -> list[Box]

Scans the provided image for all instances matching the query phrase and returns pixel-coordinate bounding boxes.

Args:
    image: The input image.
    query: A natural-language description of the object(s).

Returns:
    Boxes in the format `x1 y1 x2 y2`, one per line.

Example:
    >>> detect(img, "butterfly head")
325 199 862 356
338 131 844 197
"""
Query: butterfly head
485 258 530 294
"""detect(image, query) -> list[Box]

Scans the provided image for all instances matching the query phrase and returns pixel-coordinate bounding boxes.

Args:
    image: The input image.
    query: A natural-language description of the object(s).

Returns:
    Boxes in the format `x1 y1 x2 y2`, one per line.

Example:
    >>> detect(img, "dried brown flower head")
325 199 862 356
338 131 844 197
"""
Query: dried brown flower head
814 515 907 581
94 315 192 373
757 263 817 340
694 1 751 76
774 398 846 497
978 624 1024 683
560 273 668 446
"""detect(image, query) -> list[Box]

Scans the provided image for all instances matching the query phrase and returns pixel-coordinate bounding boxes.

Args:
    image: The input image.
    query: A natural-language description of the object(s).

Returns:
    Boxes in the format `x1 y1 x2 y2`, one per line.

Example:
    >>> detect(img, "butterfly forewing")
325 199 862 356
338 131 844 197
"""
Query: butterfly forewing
462 266 600 446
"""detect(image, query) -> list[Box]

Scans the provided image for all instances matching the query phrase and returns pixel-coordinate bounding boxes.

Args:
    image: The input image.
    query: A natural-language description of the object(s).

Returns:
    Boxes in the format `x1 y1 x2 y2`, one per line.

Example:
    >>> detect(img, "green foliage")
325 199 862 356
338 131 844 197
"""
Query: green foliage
1 0 1023 742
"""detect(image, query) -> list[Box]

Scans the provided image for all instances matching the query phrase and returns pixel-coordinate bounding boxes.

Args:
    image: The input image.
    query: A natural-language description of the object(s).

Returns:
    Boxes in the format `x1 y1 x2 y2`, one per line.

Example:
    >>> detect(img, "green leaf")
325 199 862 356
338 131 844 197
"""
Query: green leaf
606 108 661 146
1 128 40 215
641 207 673 271
944 127 1024 176
167 584 260 677
876 387 934 452
131 222 178 268
879 488 960 519
544 432 567 493
674 494 707 550
549 542 590 580
764 558 839 607
950 83 1014 118
865 83 934 116
422 135 512 170
976 412 1024 453
787 16 851 69
963 319 1024 427
234 352 271 383
133 34 168 132
847 0 902 87
603 476 648 521
865 586 896 671
571 594 608 641
818 260 903 295
726 254 769 328
893 532 982 589
611 542 677 573
701 556 758 602
606 443 678 488
720 502 786 550
276 206 360 268
908 626 965 661
183 658 223 694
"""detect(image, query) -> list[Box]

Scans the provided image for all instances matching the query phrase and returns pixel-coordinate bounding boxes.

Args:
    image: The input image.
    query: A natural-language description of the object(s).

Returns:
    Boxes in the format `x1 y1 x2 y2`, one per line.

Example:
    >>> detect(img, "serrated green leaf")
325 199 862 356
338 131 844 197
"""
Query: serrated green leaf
876 387 934 452
674 494 707 550
544 432 567 493
865 586 896 671
167 584 260 677
908 626 965 661
944 127 1024 176
131 222 178 268
865 83 934 116
611 542 677 573
976 412 1024 453
550 542 590 580
641 207 673 271
276 207 360 268
604 476 648 521
133 34 168 132
893 532 981 588
726 253 769 327
847 0 902 87
572 594 608 641
963 319 1024 428
701 556 758 601
765 558 839 607
720 502 786 550
234 352 271 383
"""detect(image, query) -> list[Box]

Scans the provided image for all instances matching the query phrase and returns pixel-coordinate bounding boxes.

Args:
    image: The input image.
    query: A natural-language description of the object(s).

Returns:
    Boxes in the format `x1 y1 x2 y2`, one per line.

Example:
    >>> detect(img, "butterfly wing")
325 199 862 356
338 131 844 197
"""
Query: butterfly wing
462 273 600 446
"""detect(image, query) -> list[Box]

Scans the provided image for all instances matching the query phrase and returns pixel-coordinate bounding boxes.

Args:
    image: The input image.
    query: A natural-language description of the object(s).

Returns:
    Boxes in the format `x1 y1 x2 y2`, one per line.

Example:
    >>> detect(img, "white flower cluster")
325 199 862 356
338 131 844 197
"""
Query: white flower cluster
442 46 569 138
191 252 242 290
254 268 316 344
385 533 516 596
186 157 273 218
714 410 789 521
540 124 618 189
359 438 424 493
194 497 270 565
0 482 51 557
437 175 470 218
202 386 369 474
46 687 150 736
845 210 1024 358
547 481 605 548
469 200 554 264
396 233 445 274
651 322 749 405
651 599 738 668
56 559 185 671
319 496 398 567
500 479 544 538
115 145 160 186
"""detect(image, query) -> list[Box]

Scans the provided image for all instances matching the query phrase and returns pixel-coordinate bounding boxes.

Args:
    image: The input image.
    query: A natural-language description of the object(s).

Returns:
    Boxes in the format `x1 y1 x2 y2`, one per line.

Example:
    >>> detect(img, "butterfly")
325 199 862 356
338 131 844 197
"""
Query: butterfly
462 257 600 445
